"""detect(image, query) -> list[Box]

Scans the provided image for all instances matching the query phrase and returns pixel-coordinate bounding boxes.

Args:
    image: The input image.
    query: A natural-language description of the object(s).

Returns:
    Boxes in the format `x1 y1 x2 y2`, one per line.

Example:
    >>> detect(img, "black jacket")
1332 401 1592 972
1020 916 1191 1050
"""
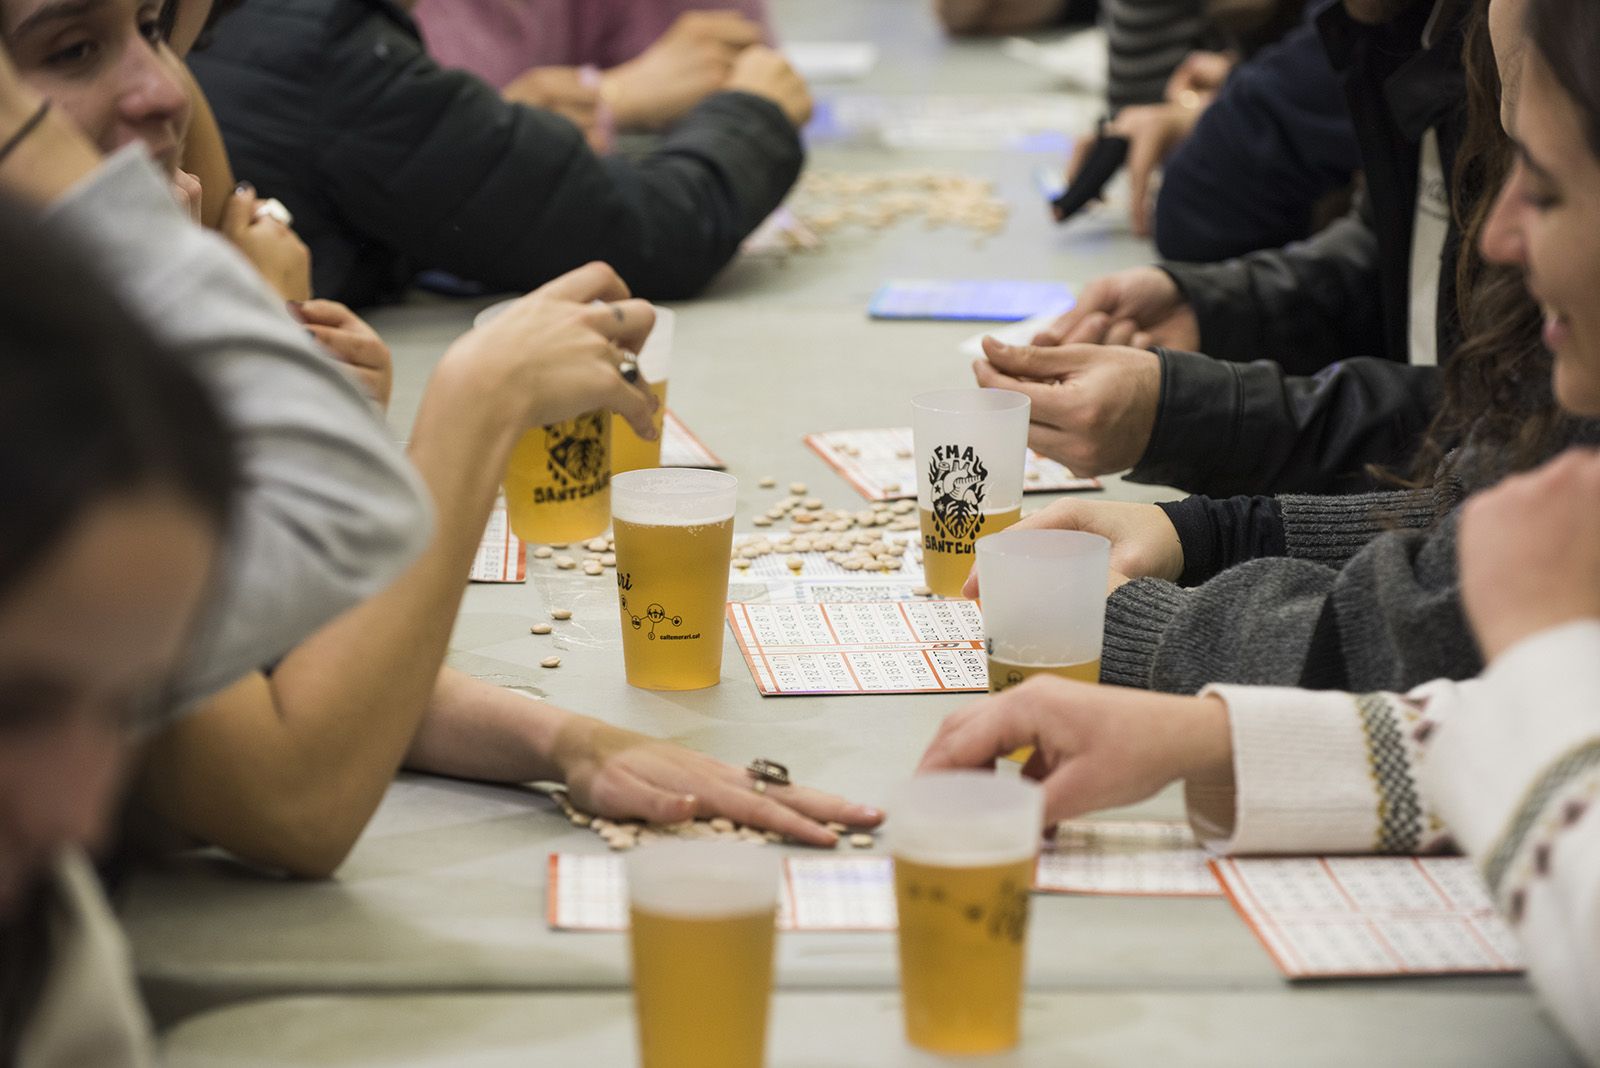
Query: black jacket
190 0 804 306
1128 0 1467 498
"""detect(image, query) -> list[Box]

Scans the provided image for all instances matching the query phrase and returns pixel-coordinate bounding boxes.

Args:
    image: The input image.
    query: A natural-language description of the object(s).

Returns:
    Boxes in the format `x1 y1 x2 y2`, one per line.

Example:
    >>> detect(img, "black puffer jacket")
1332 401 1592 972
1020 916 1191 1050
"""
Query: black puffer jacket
1127 0 1467 497
190 0 804 306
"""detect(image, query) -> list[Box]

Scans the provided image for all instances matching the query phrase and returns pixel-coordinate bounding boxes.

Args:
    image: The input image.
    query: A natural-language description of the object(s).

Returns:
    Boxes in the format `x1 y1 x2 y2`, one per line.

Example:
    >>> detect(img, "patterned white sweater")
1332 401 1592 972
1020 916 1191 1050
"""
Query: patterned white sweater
1192 621 1600 1064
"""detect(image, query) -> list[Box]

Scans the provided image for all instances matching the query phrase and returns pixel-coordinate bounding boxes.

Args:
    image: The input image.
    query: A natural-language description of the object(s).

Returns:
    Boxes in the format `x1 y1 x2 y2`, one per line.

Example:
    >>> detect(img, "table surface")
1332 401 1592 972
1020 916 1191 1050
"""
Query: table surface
125 0 1576 1062
159 990 1579 1067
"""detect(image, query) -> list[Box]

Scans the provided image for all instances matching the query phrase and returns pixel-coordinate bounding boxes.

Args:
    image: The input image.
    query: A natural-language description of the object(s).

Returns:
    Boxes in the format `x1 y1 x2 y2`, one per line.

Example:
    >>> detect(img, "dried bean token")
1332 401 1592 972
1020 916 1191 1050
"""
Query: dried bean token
913 585 933 597
753 515 772 527
607 837 634 852
532 546 554 559
786 555 805 571
882 483 901 494
601 553 616 567
759 475 777 488
583 561 604 576
585 538 609 552
554 556 576 570
733 558 752 570
540 656 562 669
530 623 553 635
802 498 824 510
550 608 573 620
788 482 808 495
569 813 591 827
763 831 783 844
849 834 874 848
825 821 847 834
895 448 913 459
709 817 735 833
550 543 569 549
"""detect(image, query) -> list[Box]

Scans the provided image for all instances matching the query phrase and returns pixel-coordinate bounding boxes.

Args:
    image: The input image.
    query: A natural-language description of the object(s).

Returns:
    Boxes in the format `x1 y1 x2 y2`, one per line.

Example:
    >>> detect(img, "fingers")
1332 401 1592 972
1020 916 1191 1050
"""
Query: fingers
691 777 841 848
293 298 356 328
581 297 656 354
1130 331 1153 350
602 373 659 441
918 692 1039 773
1103 319 1138 348
531 260 631 305
981 336 1090 381
687 10 763 49
763 781 884 829
306 324 387 370
588 766 697 826
219 181 256 236
961 567 980 600
1062 311 1109 345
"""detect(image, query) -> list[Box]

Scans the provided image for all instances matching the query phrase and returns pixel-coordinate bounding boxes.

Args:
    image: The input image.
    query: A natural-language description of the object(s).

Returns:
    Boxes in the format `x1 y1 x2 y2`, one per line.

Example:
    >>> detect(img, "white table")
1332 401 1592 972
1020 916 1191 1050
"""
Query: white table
124 0 1574 1062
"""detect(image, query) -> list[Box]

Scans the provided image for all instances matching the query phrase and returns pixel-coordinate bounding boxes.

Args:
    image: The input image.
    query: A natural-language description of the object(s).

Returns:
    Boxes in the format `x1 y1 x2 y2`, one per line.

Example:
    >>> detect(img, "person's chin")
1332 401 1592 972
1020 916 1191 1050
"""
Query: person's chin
1552 351 1600 418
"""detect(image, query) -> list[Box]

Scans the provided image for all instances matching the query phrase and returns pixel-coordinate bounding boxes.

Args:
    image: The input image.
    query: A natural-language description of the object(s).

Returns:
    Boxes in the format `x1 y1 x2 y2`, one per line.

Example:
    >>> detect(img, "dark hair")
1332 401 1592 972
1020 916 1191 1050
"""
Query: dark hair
0 189 237 1059
1528 0 1600 158
1393 0 1570 490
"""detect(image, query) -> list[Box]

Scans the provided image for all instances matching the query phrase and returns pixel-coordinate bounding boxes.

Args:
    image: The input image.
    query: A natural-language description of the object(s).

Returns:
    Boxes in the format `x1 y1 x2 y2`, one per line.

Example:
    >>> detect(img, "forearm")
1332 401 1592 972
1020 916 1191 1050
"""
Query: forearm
1155 494 1286 585
403 668 570 784
179 62 234 229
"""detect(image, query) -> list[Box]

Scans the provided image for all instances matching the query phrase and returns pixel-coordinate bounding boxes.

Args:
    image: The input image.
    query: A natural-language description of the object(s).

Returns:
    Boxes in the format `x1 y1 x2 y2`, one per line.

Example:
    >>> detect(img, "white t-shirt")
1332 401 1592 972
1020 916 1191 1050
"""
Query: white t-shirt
1407 130 1450 368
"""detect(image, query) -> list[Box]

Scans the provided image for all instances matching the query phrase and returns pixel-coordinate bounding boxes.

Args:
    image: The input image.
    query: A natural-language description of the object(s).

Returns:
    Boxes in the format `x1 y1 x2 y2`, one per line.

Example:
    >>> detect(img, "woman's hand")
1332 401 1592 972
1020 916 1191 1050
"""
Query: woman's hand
962 499 1179 598
551 715 883 847
723 45 813 128
917 677 1232 826
294 299 393 410
172 168 205 225
220 182 312 301
1459 448 1600 661
437 261 657 436
503 66 602 146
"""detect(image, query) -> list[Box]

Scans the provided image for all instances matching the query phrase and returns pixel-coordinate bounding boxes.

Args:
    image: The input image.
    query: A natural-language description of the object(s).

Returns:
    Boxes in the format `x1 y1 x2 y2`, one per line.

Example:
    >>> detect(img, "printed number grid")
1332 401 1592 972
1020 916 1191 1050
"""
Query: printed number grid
803 427 1098 501
1212 856 1525 979
726 601 987 695
468 499 526 583
659 410 724 469
1035 820 1221 897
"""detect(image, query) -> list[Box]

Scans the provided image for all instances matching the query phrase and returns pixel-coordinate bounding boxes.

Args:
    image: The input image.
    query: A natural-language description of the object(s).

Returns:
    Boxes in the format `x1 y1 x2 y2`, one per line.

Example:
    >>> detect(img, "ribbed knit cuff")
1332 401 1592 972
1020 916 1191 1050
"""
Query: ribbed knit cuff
1101 579 1186 688
1279 488 1438 566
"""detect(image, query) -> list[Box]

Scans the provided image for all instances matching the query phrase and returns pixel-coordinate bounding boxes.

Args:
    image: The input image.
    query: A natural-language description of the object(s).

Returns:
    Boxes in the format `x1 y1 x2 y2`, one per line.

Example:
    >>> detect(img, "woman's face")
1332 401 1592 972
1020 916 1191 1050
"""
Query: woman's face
0 491 214 919
2 0 190 172
1481 55 1600 416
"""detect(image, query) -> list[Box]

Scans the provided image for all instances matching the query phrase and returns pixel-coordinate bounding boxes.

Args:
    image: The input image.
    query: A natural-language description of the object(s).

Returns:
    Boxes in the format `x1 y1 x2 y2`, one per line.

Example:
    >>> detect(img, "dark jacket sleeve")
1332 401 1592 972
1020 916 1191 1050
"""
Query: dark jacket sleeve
1100 510 1477 695
314 15 802 300
1154 14 1360 263
1127 347 1440 496
1160 195 1385 372
1155 495 1287 586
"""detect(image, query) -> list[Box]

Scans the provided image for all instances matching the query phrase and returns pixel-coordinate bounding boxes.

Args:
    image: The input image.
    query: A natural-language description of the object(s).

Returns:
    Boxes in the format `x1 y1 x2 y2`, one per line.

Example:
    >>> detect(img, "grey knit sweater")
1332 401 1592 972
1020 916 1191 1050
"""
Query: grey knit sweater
1103 480 1473 694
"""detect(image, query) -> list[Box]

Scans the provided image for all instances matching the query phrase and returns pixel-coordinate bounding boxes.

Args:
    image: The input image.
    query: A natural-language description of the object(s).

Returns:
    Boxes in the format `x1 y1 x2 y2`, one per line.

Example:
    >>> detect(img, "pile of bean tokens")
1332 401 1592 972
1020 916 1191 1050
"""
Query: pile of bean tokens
791 169 1010 239
548 788 877 852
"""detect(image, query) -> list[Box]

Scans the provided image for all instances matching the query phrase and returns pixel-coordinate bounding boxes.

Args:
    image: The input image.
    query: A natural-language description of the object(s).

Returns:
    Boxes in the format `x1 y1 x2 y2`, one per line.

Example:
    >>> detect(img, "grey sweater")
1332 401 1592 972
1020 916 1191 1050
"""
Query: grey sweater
1103 479 1473 694
43 148 432 709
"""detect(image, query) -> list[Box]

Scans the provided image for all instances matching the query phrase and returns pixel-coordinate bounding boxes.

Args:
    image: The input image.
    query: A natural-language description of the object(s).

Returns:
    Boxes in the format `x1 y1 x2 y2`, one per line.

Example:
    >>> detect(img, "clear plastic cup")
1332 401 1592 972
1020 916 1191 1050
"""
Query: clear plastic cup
911 389 1031 596
627 842 781 1068
889 772 1044 1054
977 529 1110 692
611 469 737 689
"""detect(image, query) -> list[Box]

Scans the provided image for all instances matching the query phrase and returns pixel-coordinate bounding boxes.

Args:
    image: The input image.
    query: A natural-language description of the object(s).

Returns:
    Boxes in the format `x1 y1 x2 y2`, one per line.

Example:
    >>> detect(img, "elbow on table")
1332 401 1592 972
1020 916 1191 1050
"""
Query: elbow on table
211 792 371 881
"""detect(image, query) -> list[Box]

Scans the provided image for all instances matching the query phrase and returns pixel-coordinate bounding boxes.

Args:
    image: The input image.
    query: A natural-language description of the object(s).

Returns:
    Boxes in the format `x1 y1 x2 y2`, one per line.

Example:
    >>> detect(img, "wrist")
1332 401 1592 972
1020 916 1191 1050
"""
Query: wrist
1174 694 1232 782
599 66 654 129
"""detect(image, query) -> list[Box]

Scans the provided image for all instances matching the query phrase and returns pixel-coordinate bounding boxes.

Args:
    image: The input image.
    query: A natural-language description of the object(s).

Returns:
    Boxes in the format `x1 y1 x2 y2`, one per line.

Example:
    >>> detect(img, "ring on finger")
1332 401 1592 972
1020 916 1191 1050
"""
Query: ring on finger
618 359 640 384
252 197 294 227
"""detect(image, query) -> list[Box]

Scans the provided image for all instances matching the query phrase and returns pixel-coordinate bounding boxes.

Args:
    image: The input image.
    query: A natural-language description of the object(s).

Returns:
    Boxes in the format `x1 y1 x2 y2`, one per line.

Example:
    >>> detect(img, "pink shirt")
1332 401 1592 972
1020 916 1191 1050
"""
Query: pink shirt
414 0 774 89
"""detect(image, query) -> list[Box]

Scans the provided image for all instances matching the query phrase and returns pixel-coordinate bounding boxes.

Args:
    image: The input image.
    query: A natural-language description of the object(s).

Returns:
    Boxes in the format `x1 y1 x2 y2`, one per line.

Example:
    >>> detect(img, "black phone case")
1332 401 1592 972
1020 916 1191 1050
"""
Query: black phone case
1051 134 1129 222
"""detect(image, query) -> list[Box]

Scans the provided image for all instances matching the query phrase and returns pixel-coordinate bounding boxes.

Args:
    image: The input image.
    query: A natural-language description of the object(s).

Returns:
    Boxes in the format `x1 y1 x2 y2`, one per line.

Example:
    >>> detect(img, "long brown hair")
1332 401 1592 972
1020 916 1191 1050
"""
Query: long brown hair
1397 0 1571 490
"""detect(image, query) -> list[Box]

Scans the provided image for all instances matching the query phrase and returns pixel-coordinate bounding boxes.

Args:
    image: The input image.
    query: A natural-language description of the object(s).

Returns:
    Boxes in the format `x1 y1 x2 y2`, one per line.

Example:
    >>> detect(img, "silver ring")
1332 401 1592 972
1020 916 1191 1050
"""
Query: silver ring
618 360 640 384
746 758 790 787
252 197 293 227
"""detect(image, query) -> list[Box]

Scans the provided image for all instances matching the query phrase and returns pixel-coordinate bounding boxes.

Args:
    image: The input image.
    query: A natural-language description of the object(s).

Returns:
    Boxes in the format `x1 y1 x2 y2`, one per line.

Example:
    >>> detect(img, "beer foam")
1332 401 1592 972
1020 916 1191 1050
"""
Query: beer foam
887 772 1044 867
626 842 780 917
612 469 737 526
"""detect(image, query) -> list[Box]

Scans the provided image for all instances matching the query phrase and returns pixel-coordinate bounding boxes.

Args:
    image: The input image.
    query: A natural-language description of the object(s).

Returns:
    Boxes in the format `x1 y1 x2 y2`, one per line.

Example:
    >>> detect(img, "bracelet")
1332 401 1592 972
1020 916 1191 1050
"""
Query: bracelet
0 99 51 167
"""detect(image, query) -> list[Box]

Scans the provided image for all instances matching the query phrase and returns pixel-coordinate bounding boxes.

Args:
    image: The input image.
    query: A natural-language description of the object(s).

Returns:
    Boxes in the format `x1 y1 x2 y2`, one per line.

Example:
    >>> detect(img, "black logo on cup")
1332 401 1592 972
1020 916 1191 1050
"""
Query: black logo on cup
546 411 607 486
928 444 988 542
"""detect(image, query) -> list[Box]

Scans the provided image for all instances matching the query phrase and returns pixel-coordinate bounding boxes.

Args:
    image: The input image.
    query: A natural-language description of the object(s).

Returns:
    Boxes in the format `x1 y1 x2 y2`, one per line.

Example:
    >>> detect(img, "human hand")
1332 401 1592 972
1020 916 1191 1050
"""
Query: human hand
1101 102 1205 238
503 66 602 145
1033 266 1199 350
602 11 763 129
220 183 311 301
1458 448 1600 661
1164 50 1234 103
294 300 393 410
960 498 1180 599
552 715 883 847
917 677 1232 826
972 337 1161 477
724 45 813 128
438 262 657 436
172 169 204 225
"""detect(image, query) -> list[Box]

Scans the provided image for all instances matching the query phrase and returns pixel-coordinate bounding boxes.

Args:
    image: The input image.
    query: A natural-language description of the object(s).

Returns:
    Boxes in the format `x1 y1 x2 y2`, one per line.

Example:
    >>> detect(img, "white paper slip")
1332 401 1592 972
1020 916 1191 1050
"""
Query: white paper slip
1213 856 1525 980
1002 28 1109 94
784 42 879 83
726 600 988 695
1036 820 1220 897
805 427 1100 501
659 410 724 469
547 854 896 933
958 302 1077 360
816 93 1094 152
729 579 928 605
468 498 526 583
